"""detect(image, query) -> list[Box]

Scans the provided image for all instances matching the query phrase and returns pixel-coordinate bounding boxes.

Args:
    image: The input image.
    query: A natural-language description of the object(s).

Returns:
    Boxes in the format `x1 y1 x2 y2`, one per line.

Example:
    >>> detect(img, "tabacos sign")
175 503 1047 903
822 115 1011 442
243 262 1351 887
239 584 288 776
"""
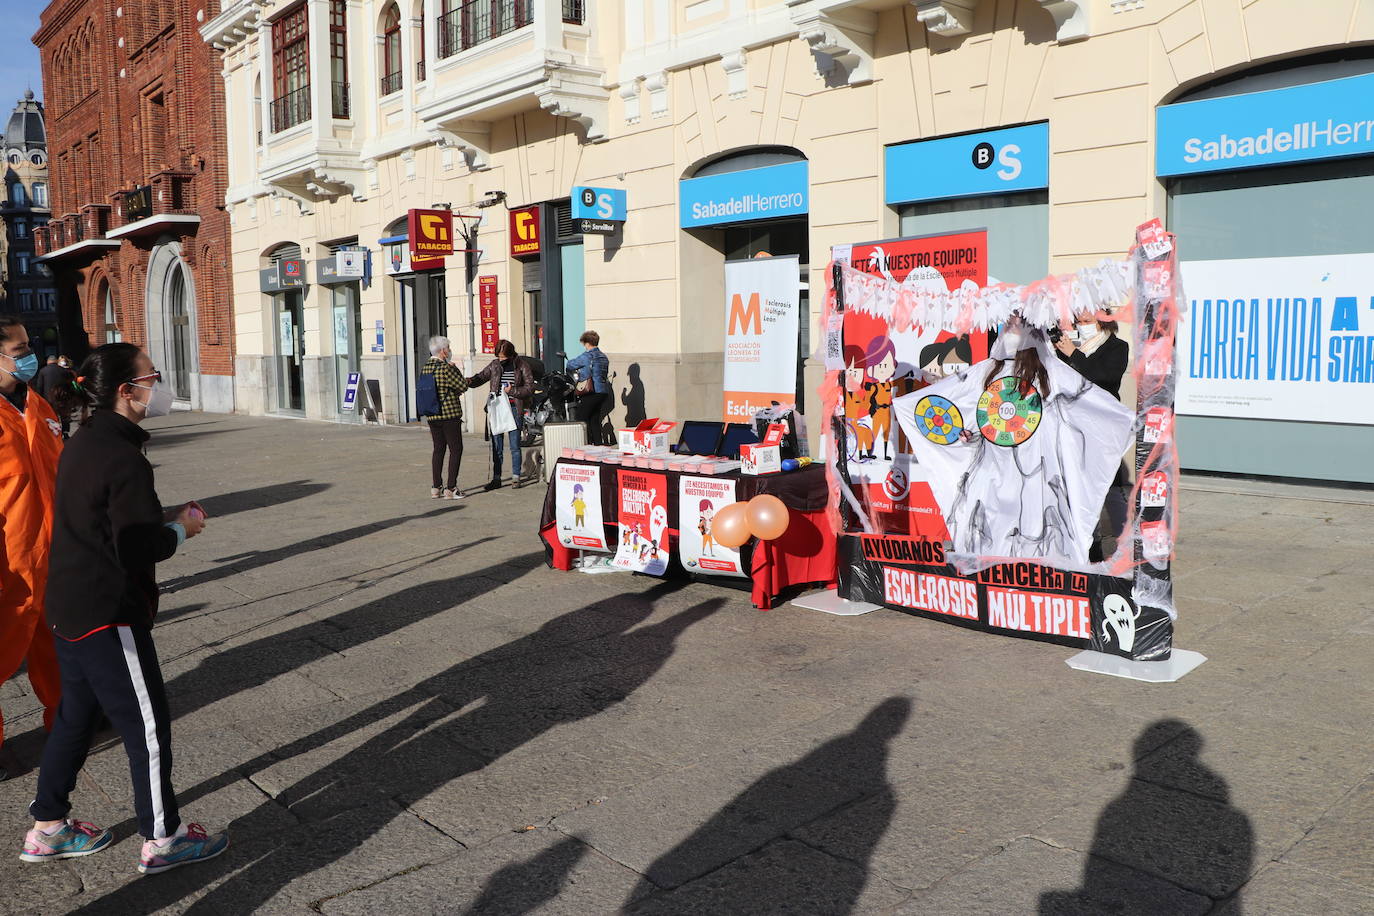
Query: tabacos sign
510 206 540 258
1157 71 1374 177
407 208 454 259
680 160 808 228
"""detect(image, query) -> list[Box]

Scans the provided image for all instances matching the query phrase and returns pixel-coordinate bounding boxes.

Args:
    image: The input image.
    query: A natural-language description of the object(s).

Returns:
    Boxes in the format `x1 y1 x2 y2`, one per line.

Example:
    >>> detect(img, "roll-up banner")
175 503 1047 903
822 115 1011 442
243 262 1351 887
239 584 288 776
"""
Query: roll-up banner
554 463 609 552
678 476 747 578
722 255 800 422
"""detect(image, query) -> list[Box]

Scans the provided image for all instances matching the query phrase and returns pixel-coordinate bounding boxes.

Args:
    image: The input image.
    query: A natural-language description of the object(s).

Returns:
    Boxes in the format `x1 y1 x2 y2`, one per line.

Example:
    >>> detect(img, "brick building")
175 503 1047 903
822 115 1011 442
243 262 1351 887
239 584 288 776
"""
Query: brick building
34 0 234 411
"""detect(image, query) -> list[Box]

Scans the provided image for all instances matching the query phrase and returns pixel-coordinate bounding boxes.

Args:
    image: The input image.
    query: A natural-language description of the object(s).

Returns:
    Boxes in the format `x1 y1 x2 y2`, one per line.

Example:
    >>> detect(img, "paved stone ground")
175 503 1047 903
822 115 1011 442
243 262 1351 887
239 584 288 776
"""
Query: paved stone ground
1 412 1371 915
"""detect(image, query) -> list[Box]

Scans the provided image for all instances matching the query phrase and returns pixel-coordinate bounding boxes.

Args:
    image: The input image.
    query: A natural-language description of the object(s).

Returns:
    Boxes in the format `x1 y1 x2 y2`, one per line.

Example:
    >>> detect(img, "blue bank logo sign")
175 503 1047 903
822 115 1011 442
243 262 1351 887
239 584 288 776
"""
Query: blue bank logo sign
1157 72 1374 177
885 122 1049 205
679 161 809 228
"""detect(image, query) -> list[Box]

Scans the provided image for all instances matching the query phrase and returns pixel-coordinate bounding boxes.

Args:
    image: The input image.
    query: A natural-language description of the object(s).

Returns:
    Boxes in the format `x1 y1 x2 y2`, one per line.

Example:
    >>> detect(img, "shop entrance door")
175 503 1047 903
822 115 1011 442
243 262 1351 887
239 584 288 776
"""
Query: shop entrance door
166 263 193 400
331 283 362 420
276 290 305 412
396 273 446 422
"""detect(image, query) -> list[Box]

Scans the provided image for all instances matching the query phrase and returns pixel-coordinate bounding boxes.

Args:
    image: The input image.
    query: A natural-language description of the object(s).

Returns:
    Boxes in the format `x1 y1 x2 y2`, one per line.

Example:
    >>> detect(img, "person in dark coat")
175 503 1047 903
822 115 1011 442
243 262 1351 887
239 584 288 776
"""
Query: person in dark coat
468 339 536 490
1056 317 1131 561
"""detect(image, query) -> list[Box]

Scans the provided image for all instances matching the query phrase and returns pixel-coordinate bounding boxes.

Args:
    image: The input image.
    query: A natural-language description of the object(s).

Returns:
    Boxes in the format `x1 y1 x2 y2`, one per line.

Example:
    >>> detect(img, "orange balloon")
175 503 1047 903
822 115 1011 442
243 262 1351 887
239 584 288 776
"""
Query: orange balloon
713 502 752 549
746 494 790 541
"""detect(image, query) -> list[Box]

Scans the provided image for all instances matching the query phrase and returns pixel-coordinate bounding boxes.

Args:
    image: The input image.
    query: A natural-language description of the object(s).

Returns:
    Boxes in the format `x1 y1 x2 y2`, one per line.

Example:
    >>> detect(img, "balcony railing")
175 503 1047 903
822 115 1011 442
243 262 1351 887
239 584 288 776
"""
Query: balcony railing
416 59 426 81
438 0 533 58
562 0 584 23
332 81 351 119
271 85 312 132
380 71 403 96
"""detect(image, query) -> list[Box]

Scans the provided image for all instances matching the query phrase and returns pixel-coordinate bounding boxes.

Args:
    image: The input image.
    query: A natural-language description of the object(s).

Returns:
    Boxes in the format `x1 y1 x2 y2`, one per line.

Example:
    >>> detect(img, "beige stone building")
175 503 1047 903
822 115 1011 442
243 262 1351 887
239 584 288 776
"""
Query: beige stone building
202 0 1374 481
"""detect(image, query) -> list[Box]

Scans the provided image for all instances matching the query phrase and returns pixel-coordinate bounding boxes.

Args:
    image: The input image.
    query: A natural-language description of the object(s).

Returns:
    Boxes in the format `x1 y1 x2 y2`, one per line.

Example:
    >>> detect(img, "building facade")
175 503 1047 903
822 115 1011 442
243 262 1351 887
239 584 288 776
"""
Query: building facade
33 0 235 412
1 92 57 356
204 0 1374 481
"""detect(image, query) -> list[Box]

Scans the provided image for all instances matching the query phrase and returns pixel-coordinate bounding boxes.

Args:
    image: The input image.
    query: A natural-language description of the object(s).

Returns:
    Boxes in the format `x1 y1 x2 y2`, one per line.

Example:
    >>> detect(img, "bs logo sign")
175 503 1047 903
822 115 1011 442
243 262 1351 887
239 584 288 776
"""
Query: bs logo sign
971 141 1023 182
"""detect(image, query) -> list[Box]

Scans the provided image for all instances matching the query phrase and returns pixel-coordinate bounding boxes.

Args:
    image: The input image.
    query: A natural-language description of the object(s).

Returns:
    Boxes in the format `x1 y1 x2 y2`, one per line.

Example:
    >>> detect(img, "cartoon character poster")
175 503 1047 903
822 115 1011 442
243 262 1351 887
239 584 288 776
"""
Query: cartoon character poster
613 470 670 575
832 231 990 537
678 476 746 578
555 463 608 552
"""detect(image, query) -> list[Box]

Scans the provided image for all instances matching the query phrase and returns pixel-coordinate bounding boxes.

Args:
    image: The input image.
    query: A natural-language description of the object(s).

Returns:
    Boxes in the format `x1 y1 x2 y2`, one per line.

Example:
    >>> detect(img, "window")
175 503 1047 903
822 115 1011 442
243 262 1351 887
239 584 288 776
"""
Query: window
37 291 55 312
438 0 532 58
31 183 47 208
16 253 30 275
380 4 402 95
103 285 121 342
416 9 426 80
17 290 32 312
330 0 349 118
9 183 26 207
13 219 27 239
271 3 311 132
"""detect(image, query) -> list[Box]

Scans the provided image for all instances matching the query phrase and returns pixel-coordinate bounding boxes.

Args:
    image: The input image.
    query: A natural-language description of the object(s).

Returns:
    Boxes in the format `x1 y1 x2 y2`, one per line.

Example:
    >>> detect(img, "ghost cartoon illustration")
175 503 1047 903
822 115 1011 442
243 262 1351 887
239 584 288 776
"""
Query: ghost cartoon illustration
1101 594 1140 653
649 502 669 549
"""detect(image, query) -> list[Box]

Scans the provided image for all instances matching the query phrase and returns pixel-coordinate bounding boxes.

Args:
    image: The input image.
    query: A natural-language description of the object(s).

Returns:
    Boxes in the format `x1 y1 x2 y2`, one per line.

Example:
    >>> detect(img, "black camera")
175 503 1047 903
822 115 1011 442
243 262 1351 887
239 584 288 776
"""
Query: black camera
1047 326 1063 344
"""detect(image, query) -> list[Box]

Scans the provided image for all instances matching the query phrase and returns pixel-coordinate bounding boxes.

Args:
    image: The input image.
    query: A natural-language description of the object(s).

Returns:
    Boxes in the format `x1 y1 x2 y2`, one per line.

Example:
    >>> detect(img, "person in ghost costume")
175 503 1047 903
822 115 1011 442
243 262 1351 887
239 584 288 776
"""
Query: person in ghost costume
894 318 1134 566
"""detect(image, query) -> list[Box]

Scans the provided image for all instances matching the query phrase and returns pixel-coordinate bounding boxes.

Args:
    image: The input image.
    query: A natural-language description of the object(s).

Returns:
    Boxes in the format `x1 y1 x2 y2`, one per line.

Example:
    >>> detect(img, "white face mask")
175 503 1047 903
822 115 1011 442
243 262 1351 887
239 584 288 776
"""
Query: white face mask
999 327 1030 354
1076 323 1100 339
131 380 174 418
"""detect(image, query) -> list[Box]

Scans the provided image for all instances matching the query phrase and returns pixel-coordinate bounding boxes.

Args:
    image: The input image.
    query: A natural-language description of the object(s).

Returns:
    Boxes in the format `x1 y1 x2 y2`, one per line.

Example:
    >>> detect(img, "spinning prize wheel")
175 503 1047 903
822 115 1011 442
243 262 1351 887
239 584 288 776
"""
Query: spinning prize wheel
976 376 1043 447
912 395 963 445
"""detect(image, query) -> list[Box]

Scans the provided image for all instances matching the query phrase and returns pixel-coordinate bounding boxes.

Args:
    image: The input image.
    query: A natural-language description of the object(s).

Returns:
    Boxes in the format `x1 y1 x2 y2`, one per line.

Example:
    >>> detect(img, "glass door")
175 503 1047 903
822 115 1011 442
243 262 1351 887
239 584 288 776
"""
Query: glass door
331 283 362 419
276 290 305 412
167 263 192 400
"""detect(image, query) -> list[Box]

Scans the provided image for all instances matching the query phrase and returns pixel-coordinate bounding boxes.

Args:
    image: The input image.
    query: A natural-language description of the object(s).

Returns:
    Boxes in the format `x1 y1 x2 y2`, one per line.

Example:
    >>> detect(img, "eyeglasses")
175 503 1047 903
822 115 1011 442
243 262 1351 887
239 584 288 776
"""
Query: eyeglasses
131 370 163 384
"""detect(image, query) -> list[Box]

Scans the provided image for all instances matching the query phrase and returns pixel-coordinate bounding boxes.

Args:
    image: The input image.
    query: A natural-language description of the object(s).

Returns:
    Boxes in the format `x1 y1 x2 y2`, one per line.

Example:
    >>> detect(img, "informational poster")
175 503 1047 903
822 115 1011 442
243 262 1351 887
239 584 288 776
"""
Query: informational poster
678 476 746 578
830 231 990 538
1178 253 1374 424
479 276 500 354
555 463 608 552
612 470 669 575
722 255 800 422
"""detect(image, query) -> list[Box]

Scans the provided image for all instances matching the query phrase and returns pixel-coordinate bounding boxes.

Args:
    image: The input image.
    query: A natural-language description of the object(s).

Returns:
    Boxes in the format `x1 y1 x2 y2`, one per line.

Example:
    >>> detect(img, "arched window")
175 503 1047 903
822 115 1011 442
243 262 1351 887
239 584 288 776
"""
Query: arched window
380 4 402 95
10 183 27 207
101 281 121 343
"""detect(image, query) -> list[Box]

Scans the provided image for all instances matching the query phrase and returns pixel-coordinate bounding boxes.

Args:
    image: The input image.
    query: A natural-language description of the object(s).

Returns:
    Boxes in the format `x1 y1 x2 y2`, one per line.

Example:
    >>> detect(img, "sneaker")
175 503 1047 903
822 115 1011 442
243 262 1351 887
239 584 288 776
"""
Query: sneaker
138 823 228 875
446 488 465 500
20 819 113 862
430 487 442 499
483 479 501 492
512 477 525 489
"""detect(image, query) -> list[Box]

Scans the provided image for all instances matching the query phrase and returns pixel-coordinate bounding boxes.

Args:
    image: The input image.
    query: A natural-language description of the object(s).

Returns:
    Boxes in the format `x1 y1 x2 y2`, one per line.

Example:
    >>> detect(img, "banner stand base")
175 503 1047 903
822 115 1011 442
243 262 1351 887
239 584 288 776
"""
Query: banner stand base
1066 648 1206 683
791 590 881 617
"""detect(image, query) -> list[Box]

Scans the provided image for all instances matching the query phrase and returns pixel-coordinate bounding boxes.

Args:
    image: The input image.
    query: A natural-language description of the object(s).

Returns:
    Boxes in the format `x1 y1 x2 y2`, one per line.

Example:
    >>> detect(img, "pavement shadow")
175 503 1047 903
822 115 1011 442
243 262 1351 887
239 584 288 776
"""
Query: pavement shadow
460 835 590 916
195 480 332 518
1039 719 1254 914
624 696 912 914
159 541 527 723
160 506 457 596
72 582 718 914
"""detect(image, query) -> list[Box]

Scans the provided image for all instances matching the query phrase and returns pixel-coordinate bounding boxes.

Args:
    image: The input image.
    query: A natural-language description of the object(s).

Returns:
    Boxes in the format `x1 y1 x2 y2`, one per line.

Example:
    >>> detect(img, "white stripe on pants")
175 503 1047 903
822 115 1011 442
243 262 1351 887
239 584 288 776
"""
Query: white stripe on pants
118 627 168 839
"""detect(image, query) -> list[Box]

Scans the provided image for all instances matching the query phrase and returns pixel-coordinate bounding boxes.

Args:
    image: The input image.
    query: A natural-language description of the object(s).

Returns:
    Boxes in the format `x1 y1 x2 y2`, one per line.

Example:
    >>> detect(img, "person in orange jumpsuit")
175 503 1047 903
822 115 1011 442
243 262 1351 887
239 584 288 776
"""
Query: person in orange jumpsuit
865 336 898 462
0 317 64 778
842 344 876 461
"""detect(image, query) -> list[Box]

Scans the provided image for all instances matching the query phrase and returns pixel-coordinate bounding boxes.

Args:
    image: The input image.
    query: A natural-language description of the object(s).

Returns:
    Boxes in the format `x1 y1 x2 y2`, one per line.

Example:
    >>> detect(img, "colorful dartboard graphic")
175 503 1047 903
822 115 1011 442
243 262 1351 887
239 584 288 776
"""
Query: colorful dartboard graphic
976 376 1043 447
912 395 964 445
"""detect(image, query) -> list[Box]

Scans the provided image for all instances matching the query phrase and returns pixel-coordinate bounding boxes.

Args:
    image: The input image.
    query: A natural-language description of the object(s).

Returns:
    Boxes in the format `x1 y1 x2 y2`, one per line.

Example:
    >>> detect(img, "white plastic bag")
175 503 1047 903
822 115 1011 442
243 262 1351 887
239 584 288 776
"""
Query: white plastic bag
487 392 517 436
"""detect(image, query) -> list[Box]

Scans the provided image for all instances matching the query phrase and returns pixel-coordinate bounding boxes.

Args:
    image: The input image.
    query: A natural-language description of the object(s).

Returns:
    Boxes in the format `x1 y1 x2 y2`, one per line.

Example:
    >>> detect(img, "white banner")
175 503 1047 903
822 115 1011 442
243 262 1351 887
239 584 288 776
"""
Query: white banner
1178 253 1374 424
678 476 747 578
554 463 608 552
723 255 800 422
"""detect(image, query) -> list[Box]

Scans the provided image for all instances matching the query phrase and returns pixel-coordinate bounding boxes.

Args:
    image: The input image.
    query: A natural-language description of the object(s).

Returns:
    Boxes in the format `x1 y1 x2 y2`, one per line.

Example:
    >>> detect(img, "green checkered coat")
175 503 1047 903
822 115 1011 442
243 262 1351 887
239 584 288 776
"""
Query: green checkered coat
420 357 468 421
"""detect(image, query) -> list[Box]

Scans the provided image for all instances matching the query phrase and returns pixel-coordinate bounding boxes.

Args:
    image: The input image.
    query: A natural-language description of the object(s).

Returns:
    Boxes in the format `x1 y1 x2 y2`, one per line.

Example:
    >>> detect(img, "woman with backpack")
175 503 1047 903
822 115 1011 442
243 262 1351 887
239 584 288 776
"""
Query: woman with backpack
417 337 469 499
565 330 611 446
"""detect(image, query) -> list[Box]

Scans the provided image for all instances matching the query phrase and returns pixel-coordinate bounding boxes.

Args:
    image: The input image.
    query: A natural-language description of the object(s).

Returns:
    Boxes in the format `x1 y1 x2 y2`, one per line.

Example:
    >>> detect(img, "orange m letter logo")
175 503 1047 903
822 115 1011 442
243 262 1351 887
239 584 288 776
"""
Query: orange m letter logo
420 214 449 241
728 292 762 335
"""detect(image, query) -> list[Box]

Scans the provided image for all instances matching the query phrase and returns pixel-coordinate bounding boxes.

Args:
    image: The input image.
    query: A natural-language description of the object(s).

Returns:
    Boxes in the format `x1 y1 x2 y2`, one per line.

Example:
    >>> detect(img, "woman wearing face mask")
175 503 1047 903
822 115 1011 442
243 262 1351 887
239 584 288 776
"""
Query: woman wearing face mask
20 343 228 874
468 340 535 490
1054 317 1130 561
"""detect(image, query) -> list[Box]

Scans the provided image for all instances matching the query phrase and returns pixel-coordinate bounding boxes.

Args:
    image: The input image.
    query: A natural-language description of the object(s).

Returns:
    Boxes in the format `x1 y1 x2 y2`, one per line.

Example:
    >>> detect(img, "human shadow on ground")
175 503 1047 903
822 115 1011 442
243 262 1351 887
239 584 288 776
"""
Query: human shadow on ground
624 696 912 914
160 506 456 595
1039 719 1254 914
460 835 590 916
158 542 531 724
194 480 332 518
72 582 718 914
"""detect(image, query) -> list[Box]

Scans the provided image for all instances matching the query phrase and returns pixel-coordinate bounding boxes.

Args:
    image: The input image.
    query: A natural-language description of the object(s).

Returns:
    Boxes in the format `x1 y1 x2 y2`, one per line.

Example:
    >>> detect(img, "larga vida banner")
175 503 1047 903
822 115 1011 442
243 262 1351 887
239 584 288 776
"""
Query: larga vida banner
678 475 746 578
722 255 800 422
830 231 990 537
1178 252 1374 425
554 463 608 552
612 470 670 575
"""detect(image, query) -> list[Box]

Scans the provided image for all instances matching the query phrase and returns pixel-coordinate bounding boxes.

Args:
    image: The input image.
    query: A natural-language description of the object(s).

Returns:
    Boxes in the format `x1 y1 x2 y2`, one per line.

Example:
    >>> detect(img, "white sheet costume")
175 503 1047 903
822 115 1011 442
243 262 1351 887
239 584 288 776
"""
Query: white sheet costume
894 329 1134 566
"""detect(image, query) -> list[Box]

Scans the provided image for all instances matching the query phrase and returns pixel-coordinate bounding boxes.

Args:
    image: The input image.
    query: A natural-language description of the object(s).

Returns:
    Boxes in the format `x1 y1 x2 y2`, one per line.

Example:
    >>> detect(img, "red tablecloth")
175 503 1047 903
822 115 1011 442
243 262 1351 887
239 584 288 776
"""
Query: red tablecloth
539 460 836 609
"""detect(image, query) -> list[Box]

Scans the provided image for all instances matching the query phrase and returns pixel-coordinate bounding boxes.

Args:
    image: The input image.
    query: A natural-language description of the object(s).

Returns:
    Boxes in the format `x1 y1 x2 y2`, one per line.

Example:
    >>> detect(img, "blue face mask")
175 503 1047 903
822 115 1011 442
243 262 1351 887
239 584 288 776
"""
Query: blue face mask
5 353 38 383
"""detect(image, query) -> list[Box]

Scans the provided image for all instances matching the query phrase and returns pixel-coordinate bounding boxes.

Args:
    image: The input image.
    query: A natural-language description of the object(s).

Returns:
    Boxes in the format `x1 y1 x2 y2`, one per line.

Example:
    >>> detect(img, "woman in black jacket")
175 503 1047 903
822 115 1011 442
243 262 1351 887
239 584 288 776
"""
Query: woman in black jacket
20 343 228 875
468 339 536 490
1056 318 1131 561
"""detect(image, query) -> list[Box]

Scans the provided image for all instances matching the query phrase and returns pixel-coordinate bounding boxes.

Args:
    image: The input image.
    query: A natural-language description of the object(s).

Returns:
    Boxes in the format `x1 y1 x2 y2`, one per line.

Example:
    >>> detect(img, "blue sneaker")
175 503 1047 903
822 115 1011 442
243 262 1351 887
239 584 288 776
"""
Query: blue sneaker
138 822 228 875
20 819 113 862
